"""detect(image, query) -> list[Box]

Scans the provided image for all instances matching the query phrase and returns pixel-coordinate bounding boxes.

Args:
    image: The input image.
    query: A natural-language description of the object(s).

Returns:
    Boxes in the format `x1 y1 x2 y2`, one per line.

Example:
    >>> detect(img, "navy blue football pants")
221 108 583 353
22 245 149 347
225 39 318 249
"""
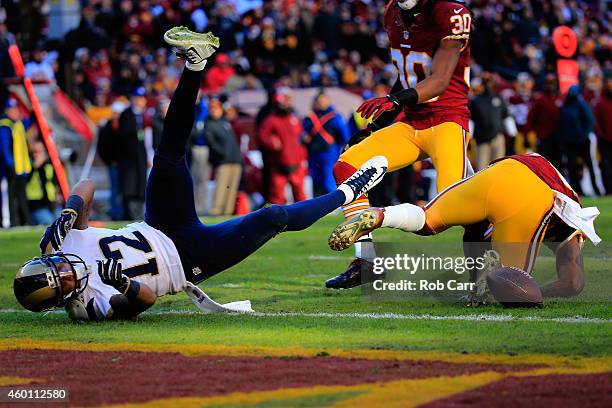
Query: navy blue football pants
145 68 344 282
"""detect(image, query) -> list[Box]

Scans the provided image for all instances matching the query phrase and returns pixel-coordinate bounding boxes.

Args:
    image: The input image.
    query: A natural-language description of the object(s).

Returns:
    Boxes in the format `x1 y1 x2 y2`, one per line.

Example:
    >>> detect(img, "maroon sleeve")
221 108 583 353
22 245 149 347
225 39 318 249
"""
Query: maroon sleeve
433 1 472 50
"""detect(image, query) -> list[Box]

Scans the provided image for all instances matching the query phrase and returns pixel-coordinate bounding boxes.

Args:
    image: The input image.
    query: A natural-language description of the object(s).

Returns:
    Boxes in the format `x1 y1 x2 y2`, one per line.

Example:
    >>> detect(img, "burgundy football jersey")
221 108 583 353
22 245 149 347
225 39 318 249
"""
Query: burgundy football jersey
502 89 533 132
384 1 472 130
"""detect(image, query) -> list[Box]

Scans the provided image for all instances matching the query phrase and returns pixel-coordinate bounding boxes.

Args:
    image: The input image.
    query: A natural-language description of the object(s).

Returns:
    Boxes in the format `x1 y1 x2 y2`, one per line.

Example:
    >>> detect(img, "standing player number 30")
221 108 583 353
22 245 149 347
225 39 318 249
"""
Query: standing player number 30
391 12 471 100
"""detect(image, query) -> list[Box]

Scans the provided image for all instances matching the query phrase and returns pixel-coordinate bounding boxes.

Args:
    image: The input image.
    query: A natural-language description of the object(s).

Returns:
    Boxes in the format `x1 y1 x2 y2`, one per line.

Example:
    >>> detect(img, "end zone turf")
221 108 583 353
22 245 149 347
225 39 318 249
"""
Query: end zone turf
0 339 610 407
0 198 610 405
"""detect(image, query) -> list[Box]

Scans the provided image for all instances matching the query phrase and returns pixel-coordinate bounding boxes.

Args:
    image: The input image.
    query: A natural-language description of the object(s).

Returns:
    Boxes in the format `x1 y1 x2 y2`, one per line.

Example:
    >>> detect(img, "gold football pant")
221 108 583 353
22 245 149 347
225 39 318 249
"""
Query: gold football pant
340 121 470 189
422 159 555 272
336 121 470 219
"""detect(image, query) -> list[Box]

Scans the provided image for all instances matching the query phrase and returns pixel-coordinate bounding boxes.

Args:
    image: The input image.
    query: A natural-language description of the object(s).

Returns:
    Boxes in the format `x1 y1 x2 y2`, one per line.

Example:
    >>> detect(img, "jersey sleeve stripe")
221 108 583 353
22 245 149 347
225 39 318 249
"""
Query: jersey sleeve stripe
441 34 470 52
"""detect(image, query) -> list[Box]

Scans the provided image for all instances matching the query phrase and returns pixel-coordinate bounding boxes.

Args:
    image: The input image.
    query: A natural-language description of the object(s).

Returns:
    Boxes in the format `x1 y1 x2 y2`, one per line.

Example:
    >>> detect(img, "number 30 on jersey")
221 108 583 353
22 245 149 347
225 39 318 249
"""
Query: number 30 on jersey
450 13 472 36
390 13 471 100
391 49 433 89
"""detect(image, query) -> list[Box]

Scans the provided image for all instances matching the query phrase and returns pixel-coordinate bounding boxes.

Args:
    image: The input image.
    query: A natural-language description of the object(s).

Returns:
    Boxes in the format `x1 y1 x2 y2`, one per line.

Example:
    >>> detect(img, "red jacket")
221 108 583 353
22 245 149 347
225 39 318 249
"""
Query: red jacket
258 113 305 168
205 66 235 93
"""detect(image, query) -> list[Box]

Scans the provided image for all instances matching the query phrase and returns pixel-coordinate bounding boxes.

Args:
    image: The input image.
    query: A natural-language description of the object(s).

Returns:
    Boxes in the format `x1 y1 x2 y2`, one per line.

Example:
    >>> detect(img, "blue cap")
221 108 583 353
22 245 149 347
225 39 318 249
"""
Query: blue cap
132 87 146 97
5 98 17 109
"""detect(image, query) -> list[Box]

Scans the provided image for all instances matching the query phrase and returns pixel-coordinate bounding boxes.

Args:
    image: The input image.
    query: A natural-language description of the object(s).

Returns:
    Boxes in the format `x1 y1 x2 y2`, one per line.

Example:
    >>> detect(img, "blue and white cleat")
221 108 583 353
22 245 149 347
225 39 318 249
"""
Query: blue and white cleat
337 156 388 205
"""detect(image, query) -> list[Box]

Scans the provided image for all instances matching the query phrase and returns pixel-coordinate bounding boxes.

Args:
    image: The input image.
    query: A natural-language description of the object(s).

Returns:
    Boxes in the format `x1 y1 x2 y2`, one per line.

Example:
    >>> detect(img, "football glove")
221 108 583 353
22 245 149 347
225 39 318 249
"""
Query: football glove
356 96 402 121
39 209 79 254
65 297 90 321
357 88 420 121
98 259 129 292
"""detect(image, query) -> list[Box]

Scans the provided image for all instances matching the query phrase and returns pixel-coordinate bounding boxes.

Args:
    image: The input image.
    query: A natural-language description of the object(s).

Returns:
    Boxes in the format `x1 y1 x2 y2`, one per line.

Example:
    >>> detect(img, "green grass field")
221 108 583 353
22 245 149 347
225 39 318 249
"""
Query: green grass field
1 197 610 357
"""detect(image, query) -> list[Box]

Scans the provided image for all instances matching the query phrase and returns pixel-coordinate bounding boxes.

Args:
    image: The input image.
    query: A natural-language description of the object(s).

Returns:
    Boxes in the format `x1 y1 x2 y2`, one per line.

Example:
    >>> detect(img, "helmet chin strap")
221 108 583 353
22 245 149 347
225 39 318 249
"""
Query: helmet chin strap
398 0 420 10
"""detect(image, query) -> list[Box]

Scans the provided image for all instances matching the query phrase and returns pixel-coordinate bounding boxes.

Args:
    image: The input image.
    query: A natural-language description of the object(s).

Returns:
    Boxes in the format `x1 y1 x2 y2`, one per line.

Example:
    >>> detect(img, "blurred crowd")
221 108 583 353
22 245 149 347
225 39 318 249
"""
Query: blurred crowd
0 0 610 225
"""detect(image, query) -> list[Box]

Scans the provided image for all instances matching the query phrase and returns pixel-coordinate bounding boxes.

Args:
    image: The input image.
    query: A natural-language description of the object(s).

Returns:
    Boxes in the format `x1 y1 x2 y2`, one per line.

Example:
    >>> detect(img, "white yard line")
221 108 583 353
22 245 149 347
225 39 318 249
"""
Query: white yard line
253 311 611 324
1 308 609 323
307 255 346 260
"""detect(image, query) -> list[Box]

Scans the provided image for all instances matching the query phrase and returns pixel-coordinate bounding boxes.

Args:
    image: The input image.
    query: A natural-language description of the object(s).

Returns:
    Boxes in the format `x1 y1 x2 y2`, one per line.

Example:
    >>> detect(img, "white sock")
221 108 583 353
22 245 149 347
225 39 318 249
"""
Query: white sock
355 235 375 261
381 203 426 232
186 59 207 72
337 184 354 205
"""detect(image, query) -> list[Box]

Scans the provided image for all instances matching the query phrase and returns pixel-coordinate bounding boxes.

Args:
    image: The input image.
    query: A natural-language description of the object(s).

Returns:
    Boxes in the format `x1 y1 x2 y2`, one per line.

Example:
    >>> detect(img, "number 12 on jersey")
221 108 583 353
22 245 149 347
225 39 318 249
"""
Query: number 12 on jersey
99 231 159 278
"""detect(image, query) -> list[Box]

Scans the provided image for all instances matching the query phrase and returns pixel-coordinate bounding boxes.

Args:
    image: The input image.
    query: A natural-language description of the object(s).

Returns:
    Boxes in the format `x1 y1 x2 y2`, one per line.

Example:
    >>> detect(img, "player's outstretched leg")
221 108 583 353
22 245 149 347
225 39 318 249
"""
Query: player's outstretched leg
328 204 426 251
325 160 379 290
191 157 388 279
328 166 495 252
323 202 427 289
334 161 375 247
157 27 219 157
145 27 219 230
325 122 421 289
285 155 388 231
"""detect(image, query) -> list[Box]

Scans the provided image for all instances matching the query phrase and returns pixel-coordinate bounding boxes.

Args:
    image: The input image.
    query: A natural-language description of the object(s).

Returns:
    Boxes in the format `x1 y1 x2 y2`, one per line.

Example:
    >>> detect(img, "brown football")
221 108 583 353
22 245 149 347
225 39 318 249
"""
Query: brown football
486 267 543 308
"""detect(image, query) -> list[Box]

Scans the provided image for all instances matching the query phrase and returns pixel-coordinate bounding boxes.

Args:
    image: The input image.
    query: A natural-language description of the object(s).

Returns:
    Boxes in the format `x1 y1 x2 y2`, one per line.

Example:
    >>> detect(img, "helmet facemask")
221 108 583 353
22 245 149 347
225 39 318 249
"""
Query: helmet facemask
46 253 89 304
14 253 89 312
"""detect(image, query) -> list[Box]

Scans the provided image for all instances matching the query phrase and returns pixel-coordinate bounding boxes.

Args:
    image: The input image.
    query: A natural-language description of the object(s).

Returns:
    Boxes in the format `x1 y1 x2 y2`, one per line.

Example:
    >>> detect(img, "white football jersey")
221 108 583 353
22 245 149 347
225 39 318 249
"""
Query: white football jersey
61 222 186 319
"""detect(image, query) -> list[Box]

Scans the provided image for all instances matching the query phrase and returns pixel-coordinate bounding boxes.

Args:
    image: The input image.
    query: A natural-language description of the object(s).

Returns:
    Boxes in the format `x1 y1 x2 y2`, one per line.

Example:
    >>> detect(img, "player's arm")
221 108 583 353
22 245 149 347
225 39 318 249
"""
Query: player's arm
347 77 404 147
39 179 95 254
98 259 157 319
413 39 462 103
541 235 585 297
69 179 95 229
109 290 156 319
356 40 462 122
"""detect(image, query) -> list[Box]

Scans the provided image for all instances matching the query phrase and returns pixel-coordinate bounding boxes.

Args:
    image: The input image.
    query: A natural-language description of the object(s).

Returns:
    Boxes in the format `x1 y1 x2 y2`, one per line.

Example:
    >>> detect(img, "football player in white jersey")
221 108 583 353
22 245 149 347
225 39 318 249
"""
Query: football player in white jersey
13 27 389 321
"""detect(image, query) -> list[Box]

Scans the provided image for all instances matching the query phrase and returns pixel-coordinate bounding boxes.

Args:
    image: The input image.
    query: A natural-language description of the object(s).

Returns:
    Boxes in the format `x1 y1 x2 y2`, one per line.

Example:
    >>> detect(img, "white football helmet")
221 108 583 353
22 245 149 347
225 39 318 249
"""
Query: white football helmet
397 0 421 10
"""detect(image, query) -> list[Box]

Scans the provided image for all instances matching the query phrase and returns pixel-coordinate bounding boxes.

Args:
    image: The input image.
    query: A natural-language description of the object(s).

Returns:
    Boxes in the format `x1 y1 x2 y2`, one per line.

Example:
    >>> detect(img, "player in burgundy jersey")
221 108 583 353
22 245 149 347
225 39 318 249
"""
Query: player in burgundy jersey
329 153 601 301
502 72 535 153
326 0 475 289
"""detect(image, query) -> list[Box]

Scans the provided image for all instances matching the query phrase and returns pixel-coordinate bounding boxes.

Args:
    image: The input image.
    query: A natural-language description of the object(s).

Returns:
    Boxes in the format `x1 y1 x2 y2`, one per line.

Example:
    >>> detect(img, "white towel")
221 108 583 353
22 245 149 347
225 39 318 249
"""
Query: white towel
553 191 601 245
184 282 254 314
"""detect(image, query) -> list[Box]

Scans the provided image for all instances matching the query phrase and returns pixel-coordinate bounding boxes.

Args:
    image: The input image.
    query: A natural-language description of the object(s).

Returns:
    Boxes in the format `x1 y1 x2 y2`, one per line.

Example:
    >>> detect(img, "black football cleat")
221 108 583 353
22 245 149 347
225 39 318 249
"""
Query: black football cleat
325 258 383 289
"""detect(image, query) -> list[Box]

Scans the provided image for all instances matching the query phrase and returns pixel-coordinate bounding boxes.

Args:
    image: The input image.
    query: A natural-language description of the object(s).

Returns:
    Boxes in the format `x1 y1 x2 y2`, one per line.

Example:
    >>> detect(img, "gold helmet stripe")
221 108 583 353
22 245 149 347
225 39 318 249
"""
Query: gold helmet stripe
22 287 57 310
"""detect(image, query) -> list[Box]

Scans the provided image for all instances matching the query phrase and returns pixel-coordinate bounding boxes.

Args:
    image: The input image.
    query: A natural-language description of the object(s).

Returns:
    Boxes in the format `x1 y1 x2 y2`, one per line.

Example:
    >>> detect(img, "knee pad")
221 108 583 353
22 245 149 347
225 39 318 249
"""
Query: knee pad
263 205 289 230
